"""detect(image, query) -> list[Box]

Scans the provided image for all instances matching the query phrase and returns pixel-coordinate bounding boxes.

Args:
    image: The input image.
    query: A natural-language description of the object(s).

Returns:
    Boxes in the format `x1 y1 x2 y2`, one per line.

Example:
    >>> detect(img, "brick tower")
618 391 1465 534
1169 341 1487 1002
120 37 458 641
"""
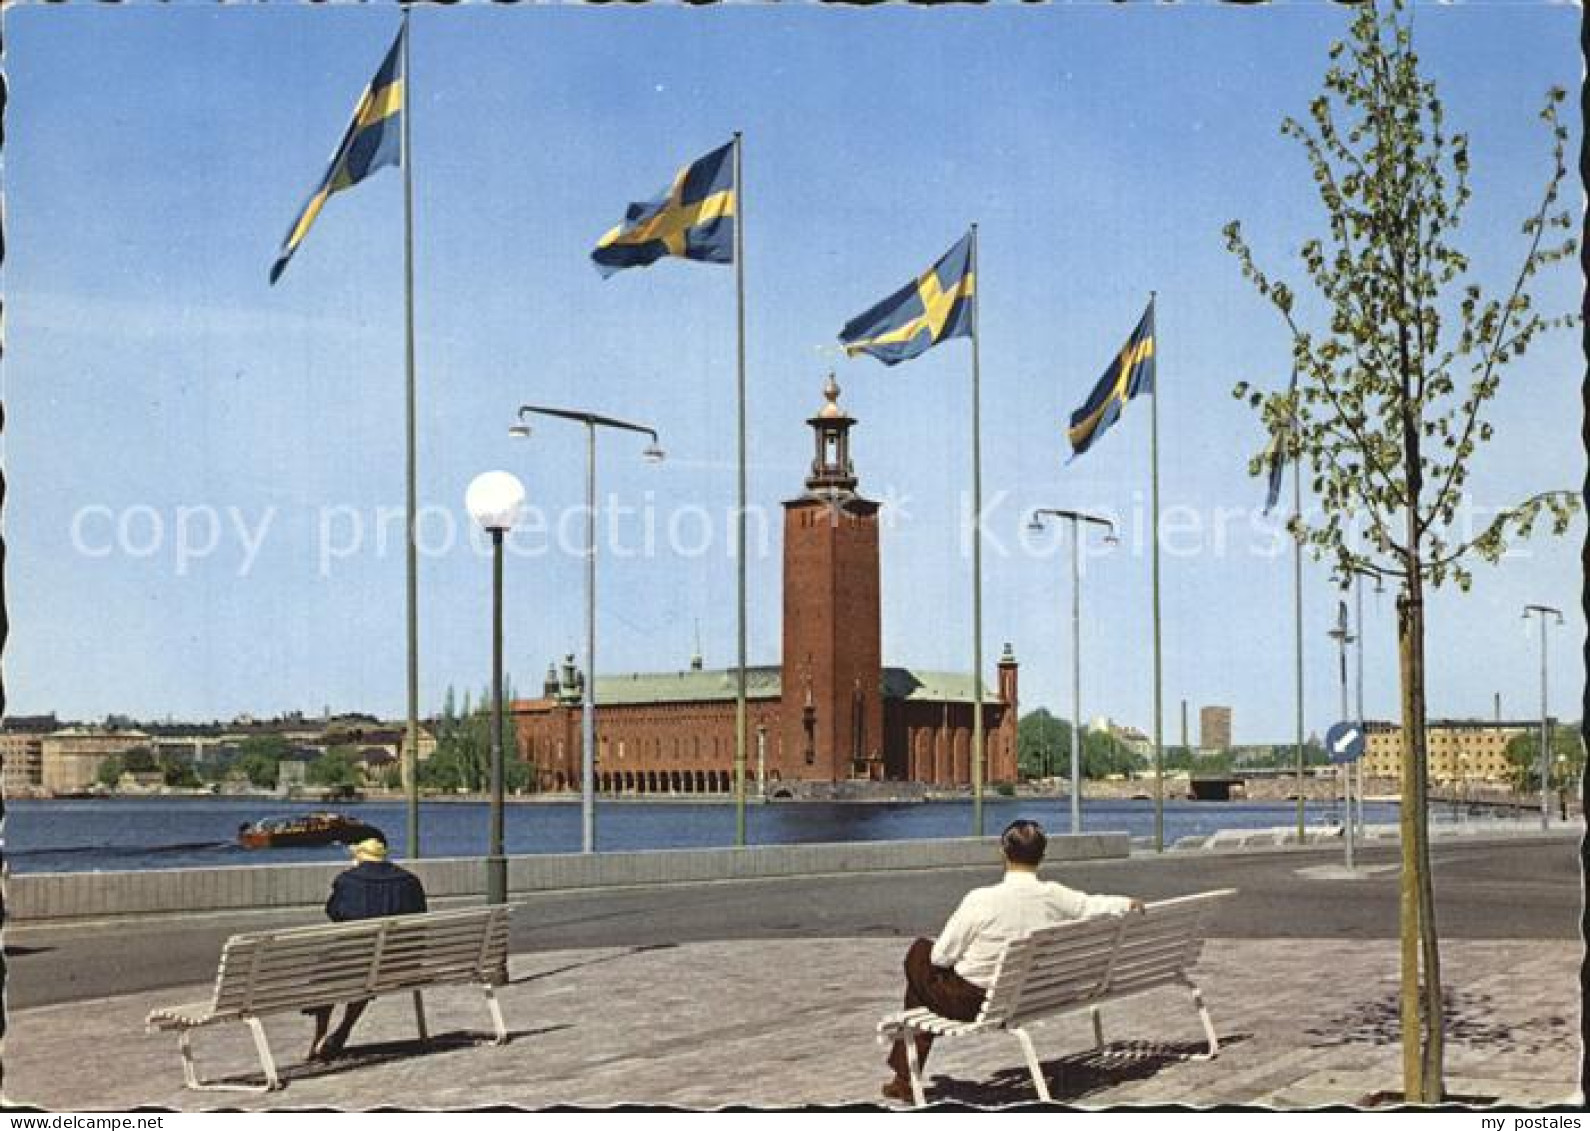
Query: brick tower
780 375 884 782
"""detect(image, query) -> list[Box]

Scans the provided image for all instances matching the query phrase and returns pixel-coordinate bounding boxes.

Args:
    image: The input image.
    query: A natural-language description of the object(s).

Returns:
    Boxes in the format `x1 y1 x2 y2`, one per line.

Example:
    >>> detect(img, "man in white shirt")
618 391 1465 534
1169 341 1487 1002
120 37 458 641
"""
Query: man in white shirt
883 819 1142 1103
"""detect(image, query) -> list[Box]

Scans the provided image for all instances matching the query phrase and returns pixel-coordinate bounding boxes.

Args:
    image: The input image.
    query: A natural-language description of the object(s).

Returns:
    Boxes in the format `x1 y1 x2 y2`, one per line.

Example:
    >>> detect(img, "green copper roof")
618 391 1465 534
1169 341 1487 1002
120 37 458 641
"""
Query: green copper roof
593 666 783 705
881 668 1003 705
547 664 1003 707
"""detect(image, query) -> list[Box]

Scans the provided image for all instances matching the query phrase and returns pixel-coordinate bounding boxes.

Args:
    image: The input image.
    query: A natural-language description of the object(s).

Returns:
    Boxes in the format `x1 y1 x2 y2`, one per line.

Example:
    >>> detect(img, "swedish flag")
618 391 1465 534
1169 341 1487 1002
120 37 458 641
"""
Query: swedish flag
592 142 737 276
839 233 975 366
1068 300 1156 457
1262 369 1299 514
269 27 405 285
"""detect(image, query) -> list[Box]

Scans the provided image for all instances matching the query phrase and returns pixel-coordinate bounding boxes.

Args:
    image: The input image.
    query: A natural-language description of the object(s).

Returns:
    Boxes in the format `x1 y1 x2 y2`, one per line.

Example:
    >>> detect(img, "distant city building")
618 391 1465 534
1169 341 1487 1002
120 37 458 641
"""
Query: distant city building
1 731 48 793
1200 706 1233 751
512 377 1020 795
359 747 400 784
1115 726 1152 759
1362 719 1538 785
1 714 59 792
3 714 61 734
320 724 436 764
1086 716 1152 761
40 727 152 792
22 716 434 795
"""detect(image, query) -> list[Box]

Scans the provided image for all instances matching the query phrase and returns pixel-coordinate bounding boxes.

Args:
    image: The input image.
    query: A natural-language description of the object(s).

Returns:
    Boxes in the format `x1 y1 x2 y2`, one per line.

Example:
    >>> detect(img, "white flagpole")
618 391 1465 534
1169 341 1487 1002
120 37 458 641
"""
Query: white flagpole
970 224 985 836
733 132 749 846
401 8 422 859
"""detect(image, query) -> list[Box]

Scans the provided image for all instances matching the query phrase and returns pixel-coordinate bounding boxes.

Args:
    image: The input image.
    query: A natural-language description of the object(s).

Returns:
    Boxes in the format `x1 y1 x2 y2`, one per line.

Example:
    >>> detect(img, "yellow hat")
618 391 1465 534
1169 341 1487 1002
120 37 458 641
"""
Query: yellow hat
352 838 388 862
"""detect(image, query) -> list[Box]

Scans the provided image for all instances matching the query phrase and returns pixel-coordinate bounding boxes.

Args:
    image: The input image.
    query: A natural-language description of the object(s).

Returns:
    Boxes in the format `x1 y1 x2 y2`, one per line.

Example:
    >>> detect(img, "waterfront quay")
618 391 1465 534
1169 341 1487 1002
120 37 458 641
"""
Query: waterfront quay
3 831 1580 1110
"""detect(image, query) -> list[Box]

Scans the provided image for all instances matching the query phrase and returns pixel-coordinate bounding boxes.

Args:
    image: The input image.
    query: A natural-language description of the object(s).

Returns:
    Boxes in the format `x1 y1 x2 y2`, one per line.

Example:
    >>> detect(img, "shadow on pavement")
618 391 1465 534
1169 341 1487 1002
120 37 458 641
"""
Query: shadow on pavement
508 943 678 987
207 1026 574 1091
927 1033 1255 1107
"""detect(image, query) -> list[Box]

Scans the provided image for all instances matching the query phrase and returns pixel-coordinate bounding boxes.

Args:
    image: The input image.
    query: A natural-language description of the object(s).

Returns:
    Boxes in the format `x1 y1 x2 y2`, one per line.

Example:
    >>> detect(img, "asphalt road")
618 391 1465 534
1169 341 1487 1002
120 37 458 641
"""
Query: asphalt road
4 834 1581 1011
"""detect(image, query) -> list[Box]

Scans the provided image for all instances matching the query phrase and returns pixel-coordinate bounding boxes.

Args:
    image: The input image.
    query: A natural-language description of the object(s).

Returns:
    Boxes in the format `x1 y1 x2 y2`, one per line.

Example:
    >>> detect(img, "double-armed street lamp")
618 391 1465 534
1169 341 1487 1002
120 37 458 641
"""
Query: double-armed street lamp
511 405 664 854
1521 603 1564 831
1028 508 1118 836
465 470 527 906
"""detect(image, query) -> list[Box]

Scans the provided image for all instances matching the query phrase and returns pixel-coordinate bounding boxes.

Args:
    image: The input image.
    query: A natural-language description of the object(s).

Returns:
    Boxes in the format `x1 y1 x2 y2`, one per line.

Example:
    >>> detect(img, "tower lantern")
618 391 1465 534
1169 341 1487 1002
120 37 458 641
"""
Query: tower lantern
806 373 858 494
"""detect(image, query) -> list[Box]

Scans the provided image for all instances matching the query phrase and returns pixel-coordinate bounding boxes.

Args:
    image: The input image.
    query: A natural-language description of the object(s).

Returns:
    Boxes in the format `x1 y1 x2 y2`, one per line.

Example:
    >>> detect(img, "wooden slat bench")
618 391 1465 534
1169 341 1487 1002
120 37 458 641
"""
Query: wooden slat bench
877 888 1236 1107
147 904 513 1092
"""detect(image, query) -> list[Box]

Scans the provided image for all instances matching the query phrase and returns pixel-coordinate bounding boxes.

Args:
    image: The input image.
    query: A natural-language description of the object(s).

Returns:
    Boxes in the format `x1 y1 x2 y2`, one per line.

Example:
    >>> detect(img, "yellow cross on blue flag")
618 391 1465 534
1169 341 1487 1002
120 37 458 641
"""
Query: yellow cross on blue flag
591 141 737 276
838 232 975 366
1068 299 1156 457
269 26 405 285
1263 369 1300 514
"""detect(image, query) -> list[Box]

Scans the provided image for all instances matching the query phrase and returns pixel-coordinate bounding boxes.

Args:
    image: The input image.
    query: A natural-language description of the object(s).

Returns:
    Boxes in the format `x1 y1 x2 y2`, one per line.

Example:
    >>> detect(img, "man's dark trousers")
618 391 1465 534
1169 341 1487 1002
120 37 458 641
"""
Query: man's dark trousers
886 938 987 1079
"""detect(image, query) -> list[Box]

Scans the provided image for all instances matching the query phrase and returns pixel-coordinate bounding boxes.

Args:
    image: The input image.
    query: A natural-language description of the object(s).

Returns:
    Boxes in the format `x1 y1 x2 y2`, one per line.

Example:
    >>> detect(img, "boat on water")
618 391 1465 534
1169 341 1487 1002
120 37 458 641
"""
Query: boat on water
236 812 384 850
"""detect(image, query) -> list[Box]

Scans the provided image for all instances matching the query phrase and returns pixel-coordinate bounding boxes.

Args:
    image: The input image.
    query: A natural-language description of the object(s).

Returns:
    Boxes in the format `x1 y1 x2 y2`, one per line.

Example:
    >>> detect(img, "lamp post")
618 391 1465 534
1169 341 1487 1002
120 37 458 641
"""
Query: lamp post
512 405 664 854
465 470 527 906
1327 595 1356 870
1521 604 1563 831
1028 508 1117 836
1352 567 1383 840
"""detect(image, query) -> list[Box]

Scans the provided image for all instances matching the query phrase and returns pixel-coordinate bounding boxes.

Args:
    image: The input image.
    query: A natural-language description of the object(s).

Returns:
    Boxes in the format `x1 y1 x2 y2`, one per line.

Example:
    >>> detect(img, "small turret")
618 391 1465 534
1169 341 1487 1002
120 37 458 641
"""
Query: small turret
997 642 1019 708
805 374 858 495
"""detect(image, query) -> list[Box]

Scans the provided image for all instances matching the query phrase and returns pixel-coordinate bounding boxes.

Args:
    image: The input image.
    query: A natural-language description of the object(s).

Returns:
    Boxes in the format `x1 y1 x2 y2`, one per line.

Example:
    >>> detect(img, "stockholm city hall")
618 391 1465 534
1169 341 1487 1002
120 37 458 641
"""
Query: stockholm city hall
511 377 1020 796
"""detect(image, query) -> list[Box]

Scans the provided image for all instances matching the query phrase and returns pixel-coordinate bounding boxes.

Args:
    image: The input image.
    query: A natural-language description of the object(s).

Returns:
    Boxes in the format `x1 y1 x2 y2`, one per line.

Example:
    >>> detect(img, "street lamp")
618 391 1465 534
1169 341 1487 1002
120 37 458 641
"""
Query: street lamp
465 470 527 906
1351 567 1384 840
512 405 664 854
1521 603 1563 831
1028 508 1117 836
1327 595 1356 870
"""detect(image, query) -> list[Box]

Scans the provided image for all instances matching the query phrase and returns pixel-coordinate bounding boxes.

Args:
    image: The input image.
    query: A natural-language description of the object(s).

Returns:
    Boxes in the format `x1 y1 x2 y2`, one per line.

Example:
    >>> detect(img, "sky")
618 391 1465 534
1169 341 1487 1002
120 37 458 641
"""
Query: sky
5 2 1583 744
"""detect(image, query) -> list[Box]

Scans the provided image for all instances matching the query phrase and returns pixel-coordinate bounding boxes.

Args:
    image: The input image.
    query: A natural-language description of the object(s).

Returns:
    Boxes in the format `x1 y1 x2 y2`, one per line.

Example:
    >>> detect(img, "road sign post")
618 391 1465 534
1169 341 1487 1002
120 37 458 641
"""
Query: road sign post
1325 720 1365 872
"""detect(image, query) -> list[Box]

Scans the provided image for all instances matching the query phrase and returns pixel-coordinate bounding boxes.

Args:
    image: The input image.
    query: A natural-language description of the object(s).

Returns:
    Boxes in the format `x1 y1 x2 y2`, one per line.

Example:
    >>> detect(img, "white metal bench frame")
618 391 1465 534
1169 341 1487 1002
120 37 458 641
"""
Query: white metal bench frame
146 904 513 1092
878 888 1236 1107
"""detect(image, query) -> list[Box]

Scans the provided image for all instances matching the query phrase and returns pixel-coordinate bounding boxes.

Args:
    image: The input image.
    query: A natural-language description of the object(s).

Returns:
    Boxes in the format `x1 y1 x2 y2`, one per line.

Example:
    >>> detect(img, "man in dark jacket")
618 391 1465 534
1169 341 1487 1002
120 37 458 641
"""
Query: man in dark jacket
307 837 427 1060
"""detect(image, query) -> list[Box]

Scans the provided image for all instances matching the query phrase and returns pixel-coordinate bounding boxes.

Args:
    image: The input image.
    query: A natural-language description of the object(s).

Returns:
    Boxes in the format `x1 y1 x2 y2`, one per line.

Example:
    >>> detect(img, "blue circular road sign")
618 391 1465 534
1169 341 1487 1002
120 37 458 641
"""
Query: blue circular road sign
1325 720 1366 764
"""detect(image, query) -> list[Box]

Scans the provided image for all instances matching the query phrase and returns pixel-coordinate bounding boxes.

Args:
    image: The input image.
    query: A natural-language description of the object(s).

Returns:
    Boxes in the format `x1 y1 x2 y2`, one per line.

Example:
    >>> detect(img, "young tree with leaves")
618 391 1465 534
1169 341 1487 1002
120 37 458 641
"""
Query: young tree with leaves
1017 709 1073 779
307 745 363 789
1504 725 1584 798
233 733 288 790
1224 0 1576 1102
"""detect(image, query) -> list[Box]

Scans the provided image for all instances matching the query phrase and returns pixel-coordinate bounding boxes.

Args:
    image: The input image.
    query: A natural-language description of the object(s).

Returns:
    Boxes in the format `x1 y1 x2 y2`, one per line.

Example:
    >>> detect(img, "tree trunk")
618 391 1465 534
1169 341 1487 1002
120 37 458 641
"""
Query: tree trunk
1398 579 1445 1101
1395 588 1425 1101
1395 261 1444 1103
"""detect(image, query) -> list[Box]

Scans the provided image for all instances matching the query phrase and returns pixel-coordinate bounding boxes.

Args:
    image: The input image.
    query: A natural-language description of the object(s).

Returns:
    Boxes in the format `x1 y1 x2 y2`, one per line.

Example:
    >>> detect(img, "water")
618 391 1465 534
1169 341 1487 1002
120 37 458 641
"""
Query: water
0 795 1472 874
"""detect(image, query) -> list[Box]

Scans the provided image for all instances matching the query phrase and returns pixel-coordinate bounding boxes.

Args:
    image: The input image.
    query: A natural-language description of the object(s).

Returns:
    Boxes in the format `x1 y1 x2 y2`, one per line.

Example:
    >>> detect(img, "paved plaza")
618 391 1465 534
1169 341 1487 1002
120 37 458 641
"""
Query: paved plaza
4 911 1581 1109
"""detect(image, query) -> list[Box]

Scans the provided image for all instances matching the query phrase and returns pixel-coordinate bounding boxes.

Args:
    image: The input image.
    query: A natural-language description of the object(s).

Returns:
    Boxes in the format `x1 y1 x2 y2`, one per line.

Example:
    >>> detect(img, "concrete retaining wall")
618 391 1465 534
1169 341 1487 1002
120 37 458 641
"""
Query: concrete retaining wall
6 833 1128 921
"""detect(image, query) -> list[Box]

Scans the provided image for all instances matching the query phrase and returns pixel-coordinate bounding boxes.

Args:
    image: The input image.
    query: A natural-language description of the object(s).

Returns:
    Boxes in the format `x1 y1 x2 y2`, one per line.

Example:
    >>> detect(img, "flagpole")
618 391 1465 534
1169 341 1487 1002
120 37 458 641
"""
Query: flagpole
1149 291 1163 853
401 7 422 860
1293 375 1305 843
733 131 749 848
970 223 985 837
